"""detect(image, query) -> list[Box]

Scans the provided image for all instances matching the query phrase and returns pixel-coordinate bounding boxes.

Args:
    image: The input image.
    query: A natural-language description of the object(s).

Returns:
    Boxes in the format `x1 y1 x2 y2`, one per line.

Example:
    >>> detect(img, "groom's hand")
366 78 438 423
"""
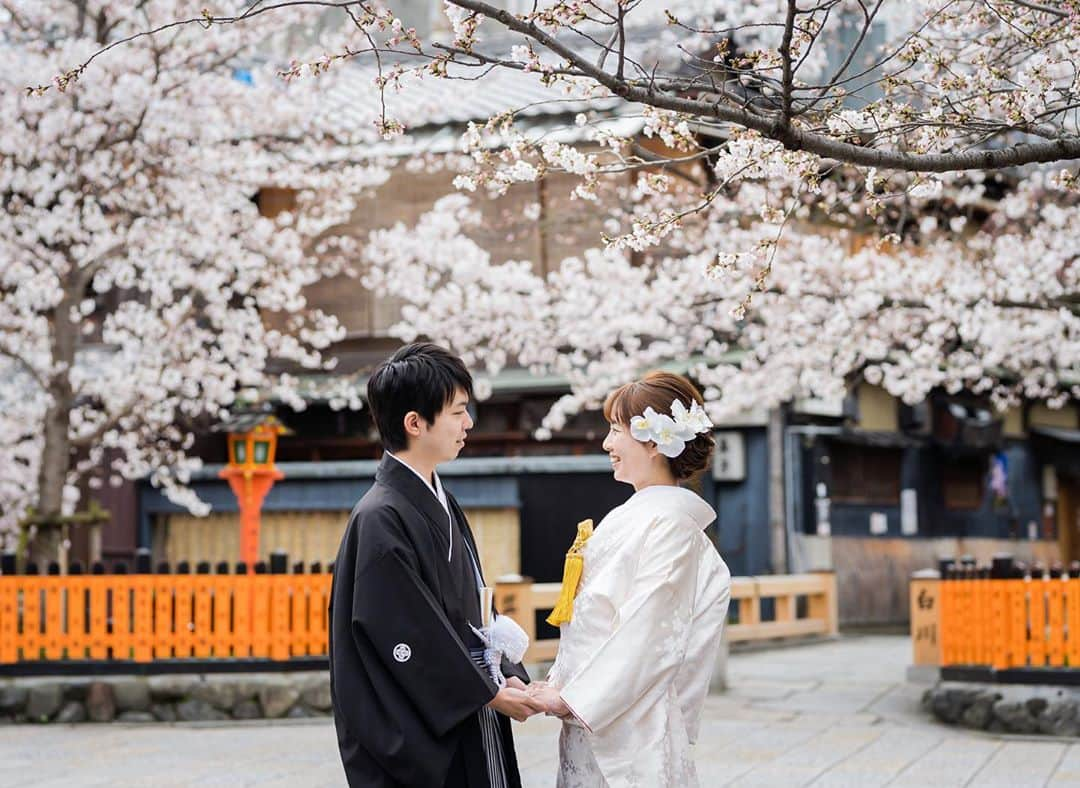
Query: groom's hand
505 676 528 691
488 686 543 722
525 684 572 719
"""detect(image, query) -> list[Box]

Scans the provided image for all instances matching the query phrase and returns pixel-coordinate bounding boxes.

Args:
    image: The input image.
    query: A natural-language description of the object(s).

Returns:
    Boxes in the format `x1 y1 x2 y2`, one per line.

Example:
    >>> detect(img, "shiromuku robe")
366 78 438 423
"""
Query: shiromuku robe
547 484 732 787
329 453 529 787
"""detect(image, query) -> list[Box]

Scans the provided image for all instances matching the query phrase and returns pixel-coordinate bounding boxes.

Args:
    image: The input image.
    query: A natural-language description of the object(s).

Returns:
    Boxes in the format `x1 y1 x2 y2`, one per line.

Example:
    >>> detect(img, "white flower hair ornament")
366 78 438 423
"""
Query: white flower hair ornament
629 400 714 458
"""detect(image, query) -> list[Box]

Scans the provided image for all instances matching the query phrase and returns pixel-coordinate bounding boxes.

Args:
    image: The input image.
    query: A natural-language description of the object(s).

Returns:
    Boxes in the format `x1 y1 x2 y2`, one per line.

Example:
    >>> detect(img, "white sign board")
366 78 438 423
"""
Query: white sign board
901 489 918 535
712 431 746 482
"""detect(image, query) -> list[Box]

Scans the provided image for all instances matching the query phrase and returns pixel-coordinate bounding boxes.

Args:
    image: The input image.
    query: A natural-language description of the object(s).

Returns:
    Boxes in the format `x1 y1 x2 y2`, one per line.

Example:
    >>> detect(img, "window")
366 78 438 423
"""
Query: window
254 187 297 219
943 456 985 511
828 442 902 505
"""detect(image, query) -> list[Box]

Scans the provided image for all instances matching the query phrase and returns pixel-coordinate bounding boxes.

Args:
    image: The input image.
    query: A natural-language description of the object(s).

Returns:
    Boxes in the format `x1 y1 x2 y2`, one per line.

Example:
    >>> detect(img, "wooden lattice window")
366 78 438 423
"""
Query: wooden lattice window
943 457 986 511
828 443 902 505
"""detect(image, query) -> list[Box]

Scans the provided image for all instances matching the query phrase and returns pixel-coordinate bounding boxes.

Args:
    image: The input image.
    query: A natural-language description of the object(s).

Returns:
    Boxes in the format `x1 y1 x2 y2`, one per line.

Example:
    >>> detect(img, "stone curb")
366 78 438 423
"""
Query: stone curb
923 680 1080 737
0 673 331 725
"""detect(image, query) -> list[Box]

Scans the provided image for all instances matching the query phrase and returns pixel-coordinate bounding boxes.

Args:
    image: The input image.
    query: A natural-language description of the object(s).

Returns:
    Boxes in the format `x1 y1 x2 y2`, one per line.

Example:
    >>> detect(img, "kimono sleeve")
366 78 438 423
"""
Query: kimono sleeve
559 516 699 734
352 546 498 737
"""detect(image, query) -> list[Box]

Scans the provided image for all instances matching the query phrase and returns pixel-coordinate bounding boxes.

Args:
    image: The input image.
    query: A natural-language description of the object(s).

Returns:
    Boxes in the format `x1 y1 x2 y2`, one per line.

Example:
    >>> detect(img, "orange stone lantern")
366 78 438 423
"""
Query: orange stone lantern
217 412 290 570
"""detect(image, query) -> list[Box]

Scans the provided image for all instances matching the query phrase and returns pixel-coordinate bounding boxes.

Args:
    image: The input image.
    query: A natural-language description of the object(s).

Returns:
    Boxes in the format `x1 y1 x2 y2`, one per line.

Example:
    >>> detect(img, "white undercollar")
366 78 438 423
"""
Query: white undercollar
386 451 447 507
386 451 453 560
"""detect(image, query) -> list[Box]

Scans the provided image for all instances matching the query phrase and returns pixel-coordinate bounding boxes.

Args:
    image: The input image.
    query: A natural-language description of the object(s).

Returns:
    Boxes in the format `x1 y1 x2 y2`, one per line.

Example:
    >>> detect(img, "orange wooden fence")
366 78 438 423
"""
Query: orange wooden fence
0 572 331 664
913 574 1080 670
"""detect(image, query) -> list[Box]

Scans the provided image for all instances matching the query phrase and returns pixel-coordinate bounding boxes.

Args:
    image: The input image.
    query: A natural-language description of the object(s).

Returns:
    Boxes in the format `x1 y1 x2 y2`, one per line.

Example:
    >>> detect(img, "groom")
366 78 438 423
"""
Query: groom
329 342 539 787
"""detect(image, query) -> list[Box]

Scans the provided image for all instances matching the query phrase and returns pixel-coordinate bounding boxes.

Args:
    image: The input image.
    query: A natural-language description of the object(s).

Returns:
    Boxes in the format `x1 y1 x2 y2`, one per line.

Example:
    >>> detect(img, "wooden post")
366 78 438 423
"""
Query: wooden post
1068 570 1080 668
0 553 15 663
494 578 535 647
910 571 941 667
269 550 290 661
809 571 839 637
193 561 213 658
174 560 194 659
88 561 107 659
132 551 153 663
153 561 173 660
233 563 252 658
739 581 761 632
1030 573 1047 667
251 561 271 658
43 563 63 660
67 562 88 661
1008 572 1027 668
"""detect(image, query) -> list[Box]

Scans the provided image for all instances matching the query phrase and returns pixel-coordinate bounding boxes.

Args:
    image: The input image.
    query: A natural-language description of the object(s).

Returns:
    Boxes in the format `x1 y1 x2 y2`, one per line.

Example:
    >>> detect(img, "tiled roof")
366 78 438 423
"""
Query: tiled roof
314 33 650 157
327 57 627 131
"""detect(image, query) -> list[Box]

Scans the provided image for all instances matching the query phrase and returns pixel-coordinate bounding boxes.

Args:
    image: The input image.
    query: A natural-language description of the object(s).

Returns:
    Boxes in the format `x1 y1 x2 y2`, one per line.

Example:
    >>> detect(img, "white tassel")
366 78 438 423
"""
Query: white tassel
471 614 530 688
483 648 504 687
488 614 529 664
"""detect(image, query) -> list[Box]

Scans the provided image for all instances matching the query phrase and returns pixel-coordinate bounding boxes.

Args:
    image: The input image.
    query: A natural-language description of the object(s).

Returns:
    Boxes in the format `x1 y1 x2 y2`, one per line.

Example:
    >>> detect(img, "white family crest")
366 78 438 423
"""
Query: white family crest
629 400 713 458
392 643 412 663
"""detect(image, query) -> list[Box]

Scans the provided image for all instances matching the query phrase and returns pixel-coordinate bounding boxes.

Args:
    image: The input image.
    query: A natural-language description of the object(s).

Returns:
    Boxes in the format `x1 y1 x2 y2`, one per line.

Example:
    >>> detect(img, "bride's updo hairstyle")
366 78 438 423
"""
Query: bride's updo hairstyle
603 371 715 481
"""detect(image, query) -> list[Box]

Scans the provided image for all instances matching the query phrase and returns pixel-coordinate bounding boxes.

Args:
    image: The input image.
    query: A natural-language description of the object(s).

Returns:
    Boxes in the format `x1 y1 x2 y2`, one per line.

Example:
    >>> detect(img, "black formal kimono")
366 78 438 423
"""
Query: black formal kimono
329 453 530 787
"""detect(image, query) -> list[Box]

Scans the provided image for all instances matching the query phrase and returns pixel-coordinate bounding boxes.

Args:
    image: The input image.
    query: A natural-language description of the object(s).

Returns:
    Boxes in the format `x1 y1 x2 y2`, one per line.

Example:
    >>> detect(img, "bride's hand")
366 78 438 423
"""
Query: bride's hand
526 684 571 719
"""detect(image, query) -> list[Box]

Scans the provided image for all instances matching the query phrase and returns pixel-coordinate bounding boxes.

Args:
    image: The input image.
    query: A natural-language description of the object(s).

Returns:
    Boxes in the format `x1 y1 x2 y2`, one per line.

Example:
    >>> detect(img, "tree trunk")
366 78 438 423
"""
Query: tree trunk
28 286 79 568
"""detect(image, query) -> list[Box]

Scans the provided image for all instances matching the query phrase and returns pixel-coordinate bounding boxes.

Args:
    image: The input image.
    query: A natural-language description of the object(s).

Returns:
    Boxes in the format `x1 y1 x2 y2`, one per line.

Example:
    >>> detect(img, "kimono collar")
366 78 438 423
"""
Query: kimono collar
376 453 453 531
630 484 716 530
384 451 449 513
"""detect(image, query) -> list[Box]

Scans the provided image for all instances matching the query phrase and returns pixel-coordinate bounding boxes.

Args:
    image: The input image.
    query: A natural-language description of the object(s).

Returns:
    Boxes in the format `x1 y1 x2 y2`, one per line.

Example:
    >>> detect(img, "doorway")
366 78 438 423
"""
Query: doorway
1058 474 1080 563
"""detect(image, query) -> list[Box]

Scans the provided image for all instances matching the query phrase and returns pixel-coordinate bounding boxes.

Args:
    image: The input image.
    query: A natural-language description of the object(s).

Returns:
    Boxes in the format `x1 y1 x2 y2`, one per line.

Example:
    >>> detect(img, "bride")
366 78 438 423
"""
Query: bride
528 371 732 787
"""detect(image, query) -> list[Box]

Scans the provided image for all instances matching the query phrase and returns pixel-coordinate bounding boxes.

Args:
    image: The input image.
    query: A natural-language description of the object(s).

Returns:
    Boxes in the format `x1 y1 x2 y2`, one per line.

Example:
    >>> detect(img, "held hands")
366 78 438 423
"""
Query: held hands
488 677 544 722
524 681 573 720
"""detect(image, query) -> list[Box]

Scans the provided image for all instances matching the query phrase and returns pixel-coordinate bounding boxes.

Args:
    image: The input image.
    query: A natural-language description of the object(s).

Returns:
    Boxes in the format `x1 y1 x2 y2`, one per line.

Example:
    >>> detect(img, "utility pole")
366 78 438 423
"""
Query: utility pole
768 406 788 574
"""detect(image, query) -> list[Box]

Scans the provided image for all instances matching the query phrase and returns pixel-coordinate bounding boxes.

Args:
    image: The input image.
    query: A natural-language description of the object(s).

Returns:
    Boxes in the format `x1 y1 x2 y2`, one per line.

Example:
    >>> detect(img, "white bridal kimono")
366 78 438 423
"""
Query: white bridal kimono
547 485 731 788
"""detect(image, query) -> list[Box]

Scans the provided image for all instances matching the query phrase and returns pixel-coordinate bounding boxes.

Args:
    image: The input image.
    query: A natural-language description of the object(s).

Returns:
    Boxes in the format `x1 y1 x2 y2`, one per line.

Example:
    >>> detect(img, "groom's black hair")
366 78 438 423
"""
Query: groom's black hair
366 342 474 452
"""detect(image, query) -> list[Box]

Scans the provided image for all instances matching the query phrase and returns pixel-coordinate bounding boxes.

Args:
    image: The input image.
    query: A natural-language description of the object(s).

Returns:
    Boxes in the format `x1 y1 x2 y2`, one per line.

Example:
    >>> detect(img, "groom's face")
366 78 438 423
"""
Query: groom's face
415 387 473 464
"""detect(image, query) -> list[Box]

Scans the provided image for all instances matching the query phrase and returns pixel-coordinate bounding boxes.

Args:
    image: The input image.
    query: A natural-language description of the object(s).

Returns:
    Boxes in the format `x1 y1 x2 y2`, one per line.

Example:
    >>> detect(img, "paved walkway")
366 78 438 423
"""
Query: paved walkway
3 636 1080 786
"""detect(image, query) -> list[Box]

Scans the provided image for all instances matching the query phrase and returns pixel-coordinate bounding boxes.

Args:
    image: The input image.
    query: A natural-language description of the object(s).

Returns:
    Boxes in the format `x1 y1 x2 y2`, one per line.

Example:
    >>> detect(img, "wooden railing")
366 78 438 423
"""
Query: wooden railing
0 560 331 665
728 573 838 643
911 566 1080 670
495 572 838 664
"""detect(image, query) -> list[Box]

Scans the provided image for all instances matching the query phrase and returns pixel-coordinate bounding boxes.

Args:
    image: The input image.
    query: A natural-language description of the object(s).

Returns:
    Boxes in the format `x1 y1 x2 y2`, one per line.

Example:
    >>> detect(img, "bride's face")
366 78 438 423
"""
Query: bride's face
602 421 660 489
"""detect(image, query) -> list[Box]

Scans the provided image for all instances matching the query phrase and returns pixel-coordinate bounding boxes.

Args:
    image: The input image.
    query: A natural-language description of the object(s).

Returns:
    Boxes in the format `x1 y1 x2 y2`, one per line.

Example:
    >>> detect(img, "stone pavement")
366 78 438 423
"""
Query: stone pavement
3 635 1080 787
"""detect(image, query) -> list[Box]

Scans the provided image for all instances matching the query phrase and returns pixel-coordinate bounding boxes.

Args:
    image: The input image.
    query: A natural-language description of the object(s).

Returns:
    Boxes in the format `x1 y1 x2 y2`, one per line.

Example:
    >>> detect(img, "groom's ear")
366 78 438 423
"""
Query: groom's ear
402 411 425 439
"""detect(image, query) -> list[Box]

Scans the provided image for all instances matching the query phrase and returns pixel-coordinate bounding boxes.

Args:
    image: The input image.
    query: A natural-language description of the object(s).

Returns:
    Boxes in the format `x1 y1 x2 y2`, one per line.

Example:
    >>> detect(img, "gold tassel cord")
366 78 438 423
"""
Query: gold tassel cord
546 519 594 627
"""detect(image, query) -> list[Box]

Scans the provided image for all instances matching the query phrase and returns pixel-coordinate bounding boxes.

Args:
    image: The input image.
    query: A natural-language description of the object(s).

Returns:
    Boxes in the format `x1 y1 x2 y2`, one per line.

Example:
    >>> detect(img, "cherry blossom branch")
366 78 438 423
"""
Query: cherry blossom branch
779 0 798 123
1005 0 1070 19
0 348 46 391
445 0 1080 171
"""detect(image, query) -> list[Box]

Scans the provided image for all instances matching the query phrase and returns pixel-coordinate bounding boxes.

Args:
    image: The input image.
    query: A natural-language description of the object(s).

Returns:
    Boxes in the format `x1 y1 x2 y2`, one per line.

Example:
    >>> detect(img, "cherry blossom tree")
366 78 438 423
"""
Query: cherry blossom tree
362 168 1079 433
20 2 1080 481
0 1 387 557
318 0 1079 429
